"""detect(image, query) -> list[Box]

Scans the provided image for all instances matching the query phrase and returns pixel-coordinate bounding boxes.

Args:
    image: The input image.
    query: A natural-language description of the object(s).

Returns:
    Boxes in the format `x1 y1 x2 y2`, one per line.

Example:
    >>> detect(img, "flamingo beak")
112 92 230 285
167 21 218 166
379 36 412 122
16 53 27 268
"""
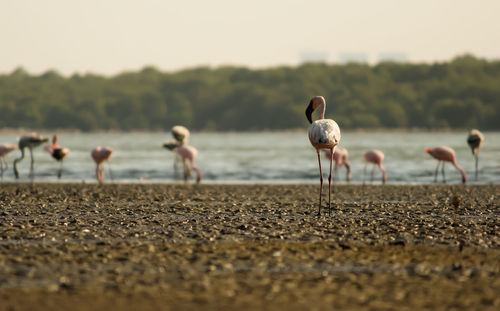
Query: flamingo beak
305 102 314 124
163 142 178 150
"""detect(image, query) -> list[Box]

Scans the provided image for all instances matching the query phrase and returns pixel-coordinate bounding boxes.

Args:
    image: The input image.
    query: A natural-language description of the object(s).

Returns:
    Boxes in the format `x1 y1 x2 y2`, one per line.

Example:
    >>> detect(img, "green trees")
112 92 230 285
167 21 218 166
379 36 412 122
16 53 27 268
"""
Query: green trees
1 55 499 131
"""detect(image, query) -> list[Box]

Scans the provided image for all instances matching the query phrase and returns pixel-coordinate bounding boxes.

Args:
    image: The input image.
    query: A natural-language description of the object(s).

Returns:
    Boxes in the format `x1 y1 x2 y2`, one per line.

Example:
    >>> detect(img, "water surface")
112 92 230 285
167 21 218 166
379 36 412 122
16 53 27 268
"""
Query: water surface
1 131 498 184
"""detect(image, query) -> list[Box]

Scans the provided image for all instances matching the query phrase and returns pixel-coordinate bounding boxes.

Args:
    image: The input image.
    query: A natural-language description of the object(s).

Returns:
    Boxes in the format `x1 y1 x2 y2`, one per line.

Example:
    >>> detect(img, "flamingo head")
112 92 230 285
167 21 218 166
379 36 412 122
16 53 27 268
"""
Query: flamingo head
424 147 431 154
305 96 325 124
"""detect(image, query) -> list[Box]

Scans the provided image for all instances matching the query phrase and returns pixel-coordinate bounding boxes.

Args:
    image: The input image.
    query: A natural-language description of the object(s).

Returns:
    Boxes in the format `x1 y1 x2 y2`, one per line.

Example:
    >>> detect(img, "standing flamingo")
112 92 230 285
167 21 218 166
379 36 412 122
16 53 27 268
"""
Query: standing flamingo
363 149 387 184
164 125 191 177
13 133 49 179
45 134 70 179
323 147 351 182
91 147 113 183
467 129 484 180
0 144 18 179
306 96 341 215
425 146 466 184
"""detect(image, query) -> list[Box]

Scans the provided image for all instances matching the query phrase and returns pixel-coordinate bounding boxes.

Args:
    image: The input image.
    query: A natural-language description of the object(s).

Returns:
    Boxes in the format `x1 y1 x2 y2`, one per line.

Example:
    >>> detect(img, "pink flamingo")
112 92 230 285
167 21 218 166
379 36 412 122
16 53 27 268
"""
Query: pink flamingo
306 96 341 215
45 134 70 178
425 146 466 184
170 145 202 183
91 147 113 183
163 125 191 177
323 147 351 182
466 129 484 180
0 143 18 179
363 149 387 184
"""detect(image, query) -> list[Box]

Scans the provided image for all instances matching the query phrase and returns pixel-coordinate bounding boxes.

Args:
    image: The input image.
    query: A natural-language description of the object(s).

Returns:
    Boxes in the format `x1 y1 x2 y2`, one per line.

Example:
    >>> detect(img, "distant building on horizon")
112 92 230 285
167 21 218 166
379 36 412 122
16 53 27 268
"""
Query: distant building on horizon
378 52 409 63
300 51 329 64
338 52 368 64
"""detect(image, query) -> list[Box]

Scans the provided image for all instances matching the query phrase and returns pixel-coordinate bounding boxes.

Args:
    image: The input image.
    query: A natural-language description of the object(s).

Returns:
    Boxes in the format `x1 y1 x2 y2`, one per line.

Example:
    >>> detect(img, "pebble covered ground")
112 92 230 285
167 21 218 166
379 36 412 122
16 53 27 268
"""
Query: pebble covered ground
0 183 499 310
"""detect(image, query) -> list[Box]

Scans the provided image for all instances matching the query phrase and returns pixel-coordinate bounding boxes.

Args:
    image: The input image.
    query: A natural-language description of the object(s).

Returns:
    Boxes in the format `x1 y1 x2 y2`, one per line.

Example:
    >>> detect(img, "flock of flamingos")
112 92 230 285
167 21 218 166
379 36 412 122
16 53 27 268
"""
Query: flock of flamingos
0 125 200 184
0 96 486 208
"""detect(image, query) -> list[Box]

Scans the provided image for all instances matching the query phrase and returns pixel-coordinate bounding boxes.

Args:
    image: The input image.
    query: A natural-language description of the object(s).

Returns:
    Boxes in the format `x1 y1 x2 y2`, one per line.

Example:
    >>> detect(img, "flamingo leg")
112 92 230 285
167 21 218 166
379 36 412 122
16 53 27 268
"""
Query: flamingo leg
96 164 102 183
370 165 375 182
441 162 446 183
316 150 323 216
29 147 34 179
182 158 190 182
107 162 113 181
434 161 440 183
57 162 63 179
475 155 479 181
174 154 182 179
14 148 25 179
328 148 334 215
362 163 367 184
0 158 3 180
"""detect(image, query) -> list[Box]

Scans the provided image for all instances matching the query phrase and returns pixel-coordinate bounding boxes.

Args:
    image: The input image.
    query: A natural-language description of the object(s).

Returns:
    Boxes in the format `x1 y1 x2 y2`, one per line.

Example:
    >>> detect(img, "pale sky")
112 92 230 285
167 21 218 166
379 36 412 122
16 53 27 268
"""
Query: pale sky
1 0 500 75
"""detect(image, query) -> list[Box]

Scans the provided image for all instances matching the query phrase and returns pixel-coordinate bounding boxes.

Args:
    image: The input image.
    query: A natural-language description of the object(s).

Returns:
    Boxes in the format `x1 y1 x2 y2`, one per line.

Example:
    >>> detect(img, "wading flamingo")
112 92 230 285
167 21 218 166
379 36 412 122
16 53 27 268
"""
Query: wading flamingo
171 145 202 183
0 143 18 179
363 149 387 184
323 147 351 182
13 133 49 179
45 134 70 179
467 129 484 180
91 147 113 183
164 125 191 177
306 96 341 215
425 146 466 184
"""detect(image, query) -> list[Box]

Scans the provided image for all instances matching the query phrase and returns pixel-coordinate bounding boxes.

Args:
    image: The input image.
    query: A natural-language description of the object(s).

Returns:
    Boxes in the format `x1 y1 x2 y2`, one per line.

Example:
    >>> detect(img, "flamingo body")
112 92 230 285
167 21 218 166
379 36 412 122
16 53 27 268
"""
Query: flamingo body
323 147 351 182
0 144 18 157
45 135 70 161
308 119 340 150
363 149 387 184
306 96 341 215
425 146 466 184
467 129 484 156
172 145 202 183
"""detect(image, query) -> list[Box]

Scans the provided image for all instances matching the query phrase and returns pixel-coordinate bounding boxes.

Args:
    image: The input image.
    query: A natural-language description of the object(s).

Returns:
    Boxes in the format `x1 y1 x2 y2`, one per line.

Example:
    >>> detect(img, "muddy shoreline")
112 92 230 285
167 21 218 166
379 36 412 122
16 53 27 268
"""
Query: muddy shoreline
0 183 499 310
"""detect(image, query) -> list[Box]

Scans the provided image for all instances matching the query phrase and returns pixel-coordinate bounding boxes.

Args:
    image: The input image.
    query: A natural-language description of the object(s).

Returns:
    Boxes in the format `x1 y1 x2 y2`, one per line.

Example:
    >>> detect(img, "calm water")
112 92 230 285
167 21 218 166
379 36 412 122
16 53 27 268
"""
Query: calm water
1 131 499 184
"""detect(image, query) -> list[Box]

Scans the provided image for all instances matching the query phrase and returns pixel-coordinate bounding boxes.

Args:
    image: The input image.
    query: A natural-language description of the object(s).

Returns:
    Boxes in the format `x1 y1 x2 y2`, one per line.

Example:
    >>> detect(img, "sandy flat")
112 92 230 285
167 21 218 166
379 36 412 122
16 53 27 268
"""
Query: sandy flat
0 183 499 310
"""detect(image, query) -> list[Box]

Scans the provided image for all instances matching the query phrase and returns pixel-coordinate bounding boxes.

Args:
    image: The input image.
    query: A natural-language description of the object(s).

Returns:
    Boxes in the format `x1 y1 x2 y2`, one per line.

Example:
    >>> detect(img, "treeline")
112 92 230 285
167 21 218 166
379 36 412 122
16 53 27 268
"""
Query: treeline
1 54 499 131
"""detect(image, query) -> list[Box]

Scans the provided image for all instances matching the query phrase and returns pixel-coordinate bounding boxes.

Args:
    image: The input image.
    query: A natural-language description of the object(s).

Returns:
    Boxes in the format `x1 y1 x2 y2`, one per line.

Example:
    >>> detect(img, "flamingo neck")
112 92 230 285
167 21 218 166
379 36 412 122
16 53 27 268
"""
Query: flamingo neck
380 165 387 184
319 102 326 120
192 165 202 183
453 163 467 184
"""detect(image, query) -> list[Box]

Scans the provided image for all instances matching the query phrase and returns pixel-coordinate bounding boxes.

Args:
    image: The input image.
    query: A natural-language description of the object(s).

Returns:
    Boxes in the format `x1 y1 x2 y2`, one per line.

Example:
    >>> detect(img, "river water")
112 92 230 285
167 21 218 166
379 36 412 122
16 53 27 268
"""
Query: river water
1 131 498 184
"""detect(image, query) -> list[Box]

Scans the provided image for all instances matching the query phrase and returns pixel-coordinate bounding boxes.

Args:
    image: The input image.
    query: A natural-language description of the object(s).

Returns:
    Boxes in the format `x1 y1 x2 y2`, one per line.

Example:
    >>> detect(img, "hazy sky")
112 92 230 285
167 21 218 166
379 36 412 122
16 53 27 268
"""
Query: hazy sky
2 0 500 75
